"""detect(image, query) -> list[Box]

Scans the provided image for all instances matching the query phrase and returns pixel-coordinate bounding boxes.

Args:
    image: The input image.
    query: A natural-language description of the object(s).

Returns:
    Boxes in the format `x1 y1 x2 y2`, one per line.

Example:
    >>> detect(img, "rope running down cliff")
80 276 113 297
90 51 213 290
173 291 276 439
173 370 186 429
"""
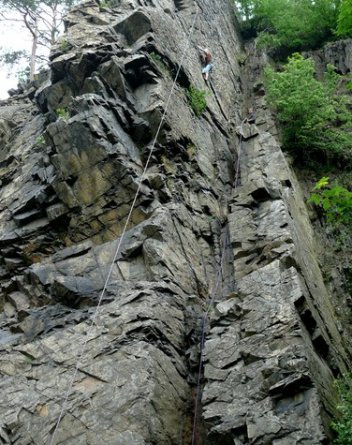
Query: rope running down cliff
48 6 200 445
191 123 244 445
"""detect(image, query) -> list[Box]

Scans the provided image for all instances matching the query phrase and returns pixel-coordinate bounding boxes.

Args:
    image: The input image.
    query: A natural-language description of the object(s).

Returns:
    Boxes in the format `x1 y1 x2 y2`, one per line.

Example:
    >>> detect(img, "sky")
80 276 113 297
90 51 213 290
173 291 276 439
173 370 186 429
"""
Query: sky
0 11 54 100
0 4 69 100
0 18 33 99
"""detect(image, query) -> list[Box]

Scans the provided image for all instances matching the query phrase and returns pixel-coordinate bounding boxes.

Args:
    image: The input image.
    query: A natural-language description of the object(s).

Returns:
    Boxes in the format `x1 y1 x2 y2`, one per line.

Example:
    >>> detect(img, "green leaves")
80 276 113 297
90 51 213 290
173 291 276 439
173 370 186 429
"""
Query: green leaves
265 53 352 164
235 0 340 52
337 0 352 37
315 176 330 189
332 374 352 444
0 0 78 80
55 107 70 120
235 0 256 21
309 177 352 226
187 86 207 117
0 49 27 65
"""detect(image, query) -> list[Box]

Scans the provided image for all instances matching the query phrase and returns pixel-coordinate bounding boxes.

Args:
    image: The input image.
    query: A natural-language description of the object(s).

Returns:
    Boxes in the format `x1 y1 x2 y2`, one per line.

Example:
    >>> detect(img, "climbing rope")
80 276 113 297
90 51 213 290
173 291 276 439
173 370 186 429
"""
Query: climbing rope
48 6 200 445
190 122 244 445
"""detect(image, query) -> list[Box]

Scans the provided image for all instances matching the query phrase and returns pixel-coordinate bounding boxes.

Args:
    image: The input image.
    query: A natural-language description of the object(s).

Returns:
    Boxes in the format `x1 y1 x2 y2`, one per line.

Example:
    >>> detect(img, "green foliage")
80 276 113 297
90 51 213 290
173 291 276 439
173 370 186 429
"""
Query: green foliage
0 49 27 66
56 107 70 120
149 52 167 72
187 86 207 117
59 39 70 53
36 134 46 146
235 0 340 52
337 0 352 36
99 0 111 8
237 53 247 65
17 67 30 84
265 53 352 164
0 0 78 80
235 0 255 21
186 143 197 159
331 374 352 444
309 177 352 226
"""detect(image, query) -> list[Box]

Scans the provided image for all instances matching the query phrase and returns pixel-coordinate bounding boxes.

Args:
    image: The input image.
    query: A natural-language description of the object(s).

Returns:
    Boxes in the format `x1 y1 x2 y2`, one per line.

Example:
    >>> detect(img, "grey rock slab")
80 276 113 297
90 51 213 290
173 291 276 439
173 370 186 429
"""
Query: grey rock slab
203 109 348 442
0 284 190 444
113 10 152 46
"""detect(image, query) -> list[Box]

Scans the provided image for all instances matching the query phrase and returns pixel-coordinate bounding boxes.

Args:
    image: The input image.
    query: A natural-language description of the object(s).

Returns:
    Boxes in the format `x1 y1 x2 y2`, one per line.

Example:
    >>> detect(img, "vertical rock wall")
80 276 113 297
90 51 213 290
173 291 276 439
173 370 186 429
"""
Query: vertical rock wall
0 1 242 443
201 44 352 444
0 1 350 444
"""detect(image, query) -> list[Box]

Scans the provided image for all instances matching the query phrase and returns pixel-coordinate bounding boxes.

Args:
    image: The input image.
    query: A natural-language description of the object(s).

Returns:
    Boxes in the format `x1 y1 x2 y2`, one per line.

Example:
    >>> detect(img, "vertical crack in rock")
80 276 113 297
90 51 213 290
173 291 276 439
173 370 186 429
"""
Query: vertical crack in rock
201 42 352 445
0 0 241 443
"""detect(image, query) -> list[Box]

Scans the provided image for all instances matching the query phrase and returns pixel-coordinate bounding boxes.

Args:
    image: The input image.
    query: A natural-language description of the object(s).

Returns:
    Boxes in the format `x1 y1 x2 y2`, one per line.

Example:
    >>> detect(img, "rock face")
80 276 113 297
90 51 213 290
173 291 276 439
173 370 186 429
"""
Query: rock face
0 1 351 444
306 39 352 77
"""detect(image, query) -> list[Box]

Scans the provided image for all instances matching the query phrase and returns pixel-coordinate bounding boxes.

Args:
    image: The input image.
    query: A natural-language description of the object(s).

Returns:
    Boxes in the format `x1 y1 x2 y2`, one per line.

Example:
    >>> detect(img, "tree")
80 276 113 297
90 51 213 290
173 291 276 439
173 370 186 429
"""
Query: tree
235 0 341 52
337 0 352 37
309 177 352 227
234 0 261 38
331 374 352 444
0 0 75 80
265 53 352 164
234 0 256 21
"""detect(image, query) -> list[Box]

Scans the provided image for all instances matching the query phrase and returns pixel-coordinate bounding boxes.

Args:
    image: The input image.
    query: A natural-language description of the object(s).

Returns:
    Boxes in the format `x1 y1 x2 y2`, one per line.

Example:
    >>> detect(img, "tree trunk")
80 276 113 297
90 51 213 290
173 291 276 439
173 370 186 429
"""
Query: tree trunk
29 21 38 81
50 2 58 45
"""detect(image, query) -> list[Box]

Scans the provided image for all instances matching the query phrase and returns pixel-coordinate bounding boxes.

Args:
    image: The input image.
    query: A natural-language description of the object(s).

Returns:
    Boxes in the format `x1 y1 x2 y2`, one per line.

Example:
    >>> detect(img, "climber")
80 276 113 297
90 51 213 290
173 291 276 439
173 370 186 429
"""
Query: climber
198 46 213 81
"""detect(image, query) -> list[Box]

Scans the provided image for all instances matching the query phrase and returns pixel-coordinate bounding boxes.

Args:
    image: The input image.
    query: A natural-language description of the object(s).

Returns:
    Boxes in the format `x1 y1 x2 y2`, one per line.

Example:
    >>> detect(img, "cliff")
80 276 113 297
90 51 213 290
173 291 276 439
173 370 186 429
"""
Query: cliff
0 0 351 444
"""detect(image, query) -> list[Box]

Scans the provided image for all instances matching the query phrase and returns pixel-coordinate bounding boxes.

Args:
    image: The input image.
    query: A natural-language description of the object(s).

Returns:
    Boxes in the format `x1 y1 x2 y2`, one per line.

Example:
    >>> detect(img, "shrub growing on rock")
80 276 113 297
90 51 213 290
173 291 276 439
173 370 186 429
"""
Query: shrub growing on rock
56 107 70 120
149 52 167 72
187 86 207 117
265 53 352 165
332 374 352 444
309 177 352 227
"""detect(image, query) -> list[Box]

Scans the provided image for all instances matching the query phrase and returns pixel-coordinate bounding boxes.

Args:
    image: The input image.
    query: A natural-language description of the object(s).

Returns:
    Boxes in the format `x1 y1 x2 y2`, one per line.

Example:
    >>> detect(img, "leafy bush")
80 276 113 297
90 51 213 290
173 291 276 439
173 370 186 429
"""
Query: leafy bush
332 374 352 444
187 86 207 117
36 134 46 146
99 0 111 8
237 53 247 65
235 0 255 21
235 0 339 52
56 107 70 120
265 53 352 164
309 177 352 226
337 0 352 37
59 39 70 53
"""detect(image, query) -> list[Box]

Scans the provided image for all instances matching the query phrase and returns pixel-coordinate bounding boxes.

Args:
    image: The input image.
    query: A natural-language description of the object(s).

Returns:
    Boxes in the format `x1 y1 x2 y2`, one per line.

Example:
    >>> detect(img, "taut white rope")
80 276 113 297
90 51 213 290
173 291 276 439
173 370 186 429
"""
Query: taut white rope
49 6 200 444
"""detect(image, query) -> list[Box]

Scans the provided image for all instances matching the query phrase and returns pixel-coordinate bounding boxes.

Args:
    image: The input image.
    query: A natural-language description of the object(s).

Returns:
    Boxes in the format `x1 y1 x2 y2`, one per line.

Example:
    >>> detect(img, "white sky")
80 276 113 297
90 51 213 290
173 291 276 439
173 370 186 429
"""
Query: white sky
0 5 69 100
0 19 33 99
0 4 61 100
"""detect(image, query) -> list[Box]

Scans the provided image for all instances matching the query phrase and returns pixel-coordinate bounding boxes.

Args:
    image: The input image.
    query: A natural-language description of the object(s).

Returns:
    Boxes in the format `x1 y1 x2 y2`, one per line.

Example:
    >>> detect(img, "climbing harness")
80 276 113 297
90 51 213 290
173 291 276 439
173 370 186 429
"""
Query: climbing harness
190 121 244 445
48 5 200 445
